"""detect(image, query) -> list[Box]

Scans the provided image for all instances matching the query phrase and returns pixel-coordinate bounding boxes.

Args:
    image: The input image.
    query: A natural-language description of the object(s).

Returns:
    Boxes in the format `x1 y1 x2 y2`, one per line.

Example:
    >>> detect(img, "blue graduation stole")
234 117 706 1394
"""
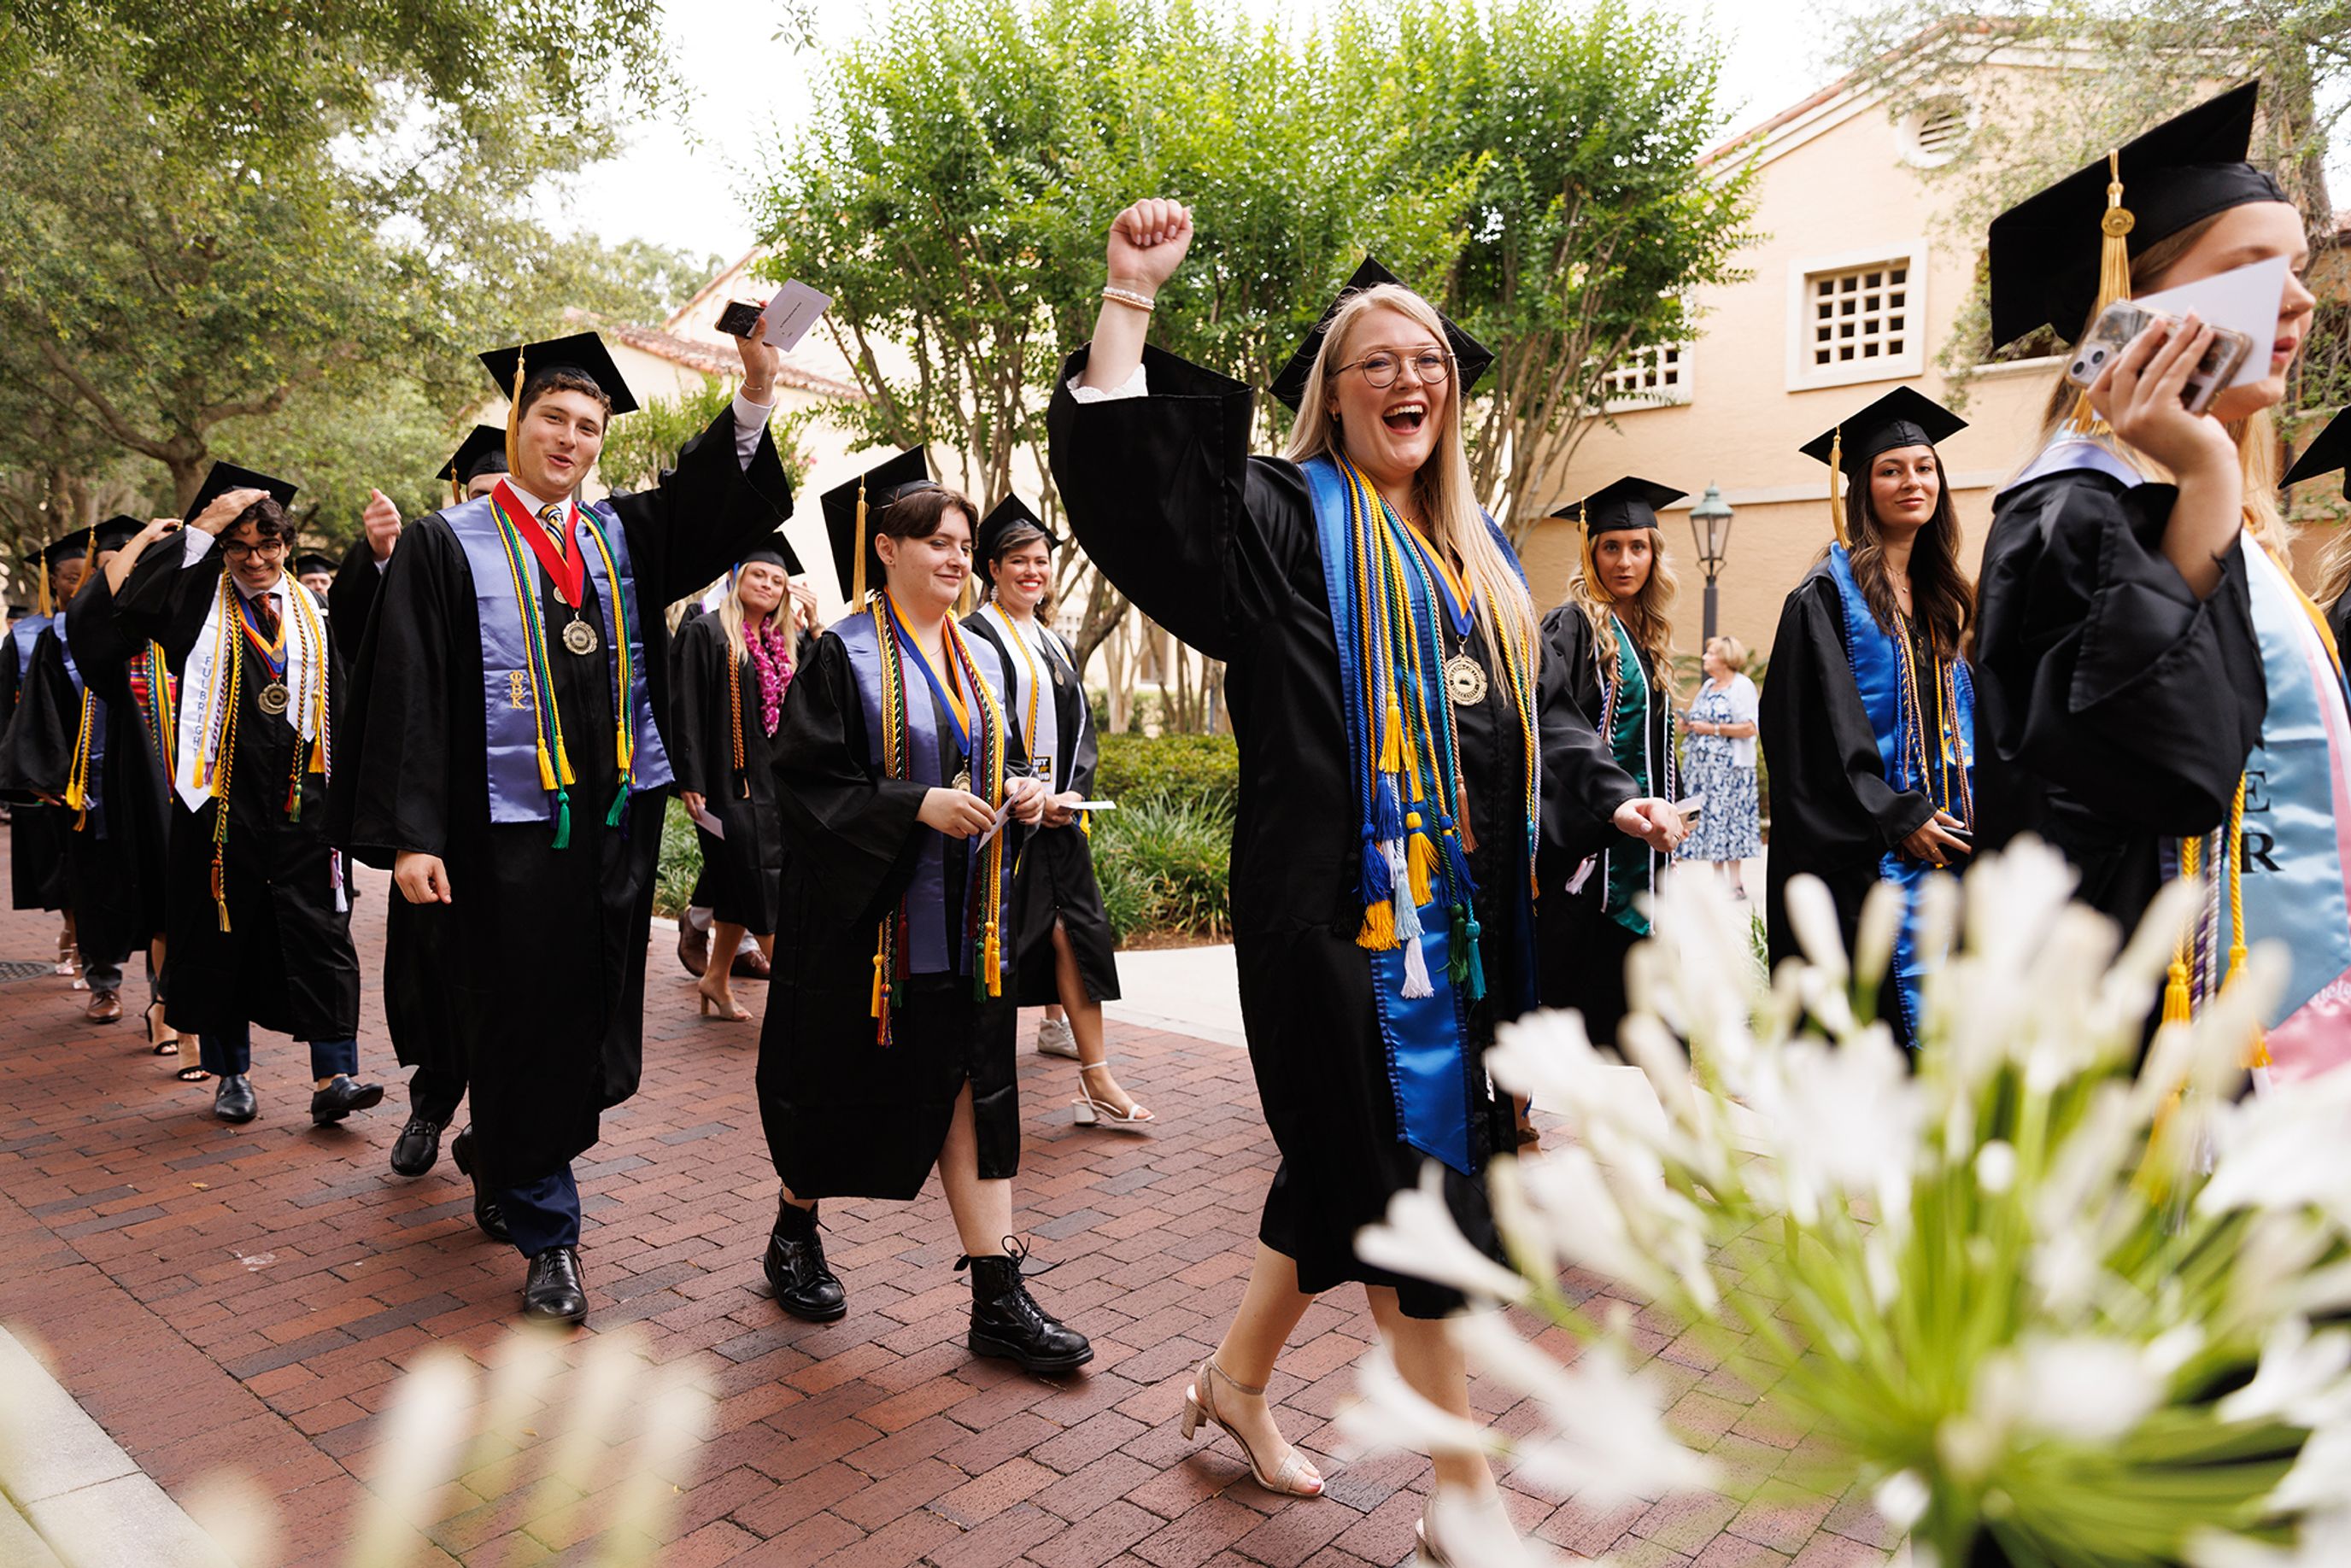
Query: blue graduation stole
1826 545 1974 1041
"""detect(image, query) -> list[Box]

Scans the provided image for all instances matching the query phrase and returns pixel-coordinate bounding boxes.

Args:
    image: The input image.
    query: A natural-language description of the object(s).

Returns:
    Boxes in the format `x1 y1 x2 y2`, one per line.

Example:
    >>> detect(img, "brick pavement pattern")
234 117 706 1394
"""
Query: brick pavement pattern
0 851 1901 1568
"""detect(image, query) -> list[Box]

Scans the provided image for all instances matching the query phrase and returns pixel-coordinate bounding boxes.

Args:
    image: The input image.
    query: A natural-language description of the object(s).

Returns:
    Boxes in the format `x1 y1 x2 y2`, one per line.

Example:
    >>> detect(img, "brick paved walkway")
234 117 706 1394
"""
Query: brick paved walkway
0 847 1900 1568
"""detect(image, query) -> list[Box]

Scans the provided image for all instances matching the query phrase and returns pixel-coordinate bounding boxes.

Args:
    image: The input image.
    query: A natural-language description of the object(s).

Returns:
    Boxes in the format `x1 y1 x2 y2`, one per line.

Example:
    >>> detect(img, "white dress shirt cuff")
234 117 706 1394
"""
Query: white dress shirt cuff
180 529 218 566
731 390 774 470
1065 363 1148 403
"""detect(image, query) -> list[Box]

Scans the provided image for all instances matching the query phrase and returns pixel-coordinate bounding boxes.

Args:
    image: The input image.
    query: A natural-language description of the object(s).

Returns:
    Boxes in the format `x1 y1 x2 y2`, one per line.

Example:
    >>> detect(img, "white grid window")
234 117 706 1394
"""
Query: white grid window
1785 243 1926 390
1601 343 1690 412
1810 262 1908 366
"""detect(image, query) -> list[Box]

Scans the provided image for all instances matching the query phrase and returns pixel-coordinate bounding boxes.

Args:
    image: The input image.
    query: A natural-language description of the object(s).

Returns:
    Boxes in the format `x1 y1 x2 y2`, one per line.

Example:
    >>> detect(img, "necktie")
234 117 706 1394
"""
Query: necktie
539 502 570 559
256 588 280 640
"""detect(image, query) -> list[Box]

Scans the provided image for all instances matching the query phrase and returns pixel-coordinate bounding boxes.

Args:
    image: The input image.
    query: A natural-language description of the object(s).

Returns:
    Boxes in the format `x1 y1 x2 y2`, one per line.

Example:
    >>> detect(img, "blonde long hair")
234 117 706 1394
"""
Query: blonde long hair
1567 526 1679 688
715 564 787 665
2018 213 2290 562
1283 284 1539 669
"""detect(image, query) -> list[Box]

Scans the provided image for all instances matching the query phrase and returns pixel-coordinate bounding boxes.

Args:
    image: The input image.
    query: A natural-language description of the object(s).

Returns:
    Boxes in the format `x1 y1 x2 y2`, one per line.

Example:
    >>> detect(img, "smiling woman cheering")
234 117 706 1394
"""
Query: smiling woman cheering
1048 201 1683 1564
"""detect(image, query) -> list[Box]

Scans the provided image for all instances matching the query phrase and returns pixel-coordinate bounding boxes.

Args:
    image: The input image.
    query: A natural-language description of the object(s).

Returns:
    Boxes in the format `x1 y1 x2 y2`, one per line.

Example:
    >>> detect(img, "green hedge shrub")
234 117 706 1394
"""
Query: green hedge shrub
1092 796 1232 944
1092 732 1240 814
654 797 701 919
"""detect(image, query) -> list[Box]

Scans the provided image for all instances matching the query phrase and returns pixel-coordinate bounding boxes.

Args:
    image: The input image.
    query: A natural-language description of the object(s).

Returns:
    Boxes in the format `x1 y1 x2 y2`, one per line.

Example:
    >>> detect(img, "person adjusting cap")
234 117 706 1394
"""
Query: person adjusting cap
1986 81 2284 351
1552 477 1686 535
817 448 935 605
184 461 298 524
1269 256 1496 413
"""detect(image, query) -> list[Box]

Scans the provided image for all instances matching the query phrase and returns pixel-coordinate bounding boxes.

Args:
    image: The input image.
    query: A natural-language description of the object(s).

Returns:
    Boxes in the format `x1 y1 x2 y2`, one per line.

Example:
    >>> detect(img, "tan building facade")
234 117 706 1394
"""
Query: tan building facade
1517 69 2067 667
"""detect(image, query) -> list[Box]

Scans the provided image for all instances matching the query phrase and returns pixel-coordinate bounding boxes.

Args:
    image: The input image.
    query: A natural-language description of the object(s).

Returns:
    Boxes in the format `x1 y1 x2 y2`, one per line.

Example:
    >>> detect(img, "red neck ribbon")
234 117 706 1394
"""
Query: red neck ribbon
493 480 583 608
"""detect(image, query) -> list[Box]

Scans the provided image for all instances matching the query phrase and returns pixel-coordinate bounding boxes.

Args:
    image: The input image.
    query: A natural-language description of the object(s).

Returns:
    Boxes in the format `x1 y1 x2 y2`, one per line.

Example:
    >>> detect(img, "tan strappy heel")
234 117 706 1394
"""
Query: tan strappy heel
1072 1060 1155 1131
1178 1359 1322 1496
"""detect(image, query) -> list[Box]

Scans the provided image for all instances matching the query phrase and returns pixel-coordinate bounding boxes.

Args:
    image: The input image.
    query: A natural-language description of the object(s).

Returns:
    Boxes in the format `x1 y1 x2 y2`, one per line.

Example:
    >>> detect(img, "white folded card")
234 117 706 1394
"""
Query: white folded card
760 280 833 352
2131 254 2290 389
688 804 725 840
1070 800 1116 811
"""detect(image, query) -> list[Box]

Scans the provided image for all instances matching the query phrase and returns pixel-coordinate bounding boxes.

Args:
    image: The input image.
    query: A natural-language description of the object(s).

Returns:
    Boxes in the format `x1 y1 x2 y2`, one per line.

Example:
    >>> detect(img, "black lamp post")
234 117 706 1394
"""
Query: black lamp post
1688 483 1734 644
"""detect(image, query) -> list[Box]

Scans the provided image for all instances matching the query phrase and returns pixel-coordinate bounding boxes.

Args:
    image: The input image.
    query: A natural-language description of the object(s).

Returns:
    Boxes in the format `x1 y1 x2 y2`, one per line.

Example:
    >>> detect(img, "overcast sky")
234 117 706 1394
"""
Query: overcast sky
555 0 1839 266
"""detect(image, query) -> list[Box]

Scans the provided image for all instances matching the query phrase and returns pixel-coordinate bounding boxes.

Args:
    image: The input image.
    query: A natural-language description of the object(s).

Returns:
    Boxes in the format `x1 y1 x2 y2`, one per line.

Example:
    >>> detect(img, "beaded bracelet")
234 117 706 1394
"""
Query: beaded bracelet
1100 285 1156 313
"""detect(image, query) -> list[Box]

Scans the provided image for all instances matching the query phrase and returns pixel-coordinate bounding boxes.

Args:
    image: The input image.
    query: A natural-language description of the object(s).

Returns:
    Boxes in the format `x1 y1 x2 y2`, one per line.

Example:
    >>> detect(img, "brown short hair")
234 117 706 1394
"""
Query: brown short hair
231 498 294 542
874 484 977 549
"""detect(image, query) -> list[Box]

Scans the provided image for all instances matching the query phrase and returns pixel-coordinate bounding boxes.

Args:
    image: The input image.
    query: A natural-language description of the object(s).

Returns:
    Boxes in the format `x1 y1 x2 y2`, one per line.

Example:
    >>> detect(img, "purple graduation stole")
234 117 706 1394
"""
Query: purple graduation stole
443 495 672 828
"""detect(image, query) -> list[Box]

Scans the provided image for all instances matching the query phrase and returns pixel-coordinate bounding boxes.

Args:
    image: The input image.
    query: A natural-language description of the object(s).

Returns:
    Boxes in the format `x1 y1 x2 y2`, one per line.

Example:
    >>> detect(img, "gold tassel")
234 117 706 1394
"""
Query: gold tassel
1357 898 1395 951
72 531 96 601
983 916 1001 997
2222 777 2270 1069
503 345 527 477
1826 427 1850 547
2162 834 2201 1026
1406 814 1438 907
1378 696 1404 772
2067 149 2136 436
870 946 887 1019
853 477 869 606
35 558 50 619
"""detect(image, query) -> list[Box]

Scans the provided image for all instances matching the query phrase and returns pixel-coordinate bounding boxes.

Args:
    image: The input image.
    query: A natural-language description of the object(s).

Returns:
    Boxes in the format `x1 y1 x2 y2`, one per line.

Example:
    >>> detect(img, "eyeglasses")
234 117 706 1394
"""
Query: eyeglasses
221 540 288 560
1331 349 1453 390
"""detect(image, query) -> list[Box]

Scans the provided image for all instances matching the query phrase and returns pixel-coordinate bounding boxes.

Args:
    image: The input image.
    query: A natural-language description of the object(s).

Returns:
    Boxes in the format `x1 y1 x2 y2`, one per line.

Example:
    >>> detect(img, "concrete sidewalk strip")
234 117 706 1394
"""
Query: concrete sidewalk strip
1104 943 1246 1047
0 1328 235 1568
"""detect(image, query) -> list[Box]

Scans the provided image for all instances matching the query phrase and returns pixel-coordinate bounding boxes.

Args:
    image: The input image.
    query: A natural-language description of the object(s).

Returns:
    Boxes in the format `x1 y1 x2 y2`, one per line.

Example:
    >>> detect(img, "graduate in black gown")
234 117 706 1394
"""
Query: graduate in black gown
5 541 77 965
1535 478 1688 1053
331 331 793 1324
110 465 384 1127
1974 85 2297 942
754 450 1088 1372
669 538 802 1023
332 432 501 1198
960 496 1149 1131
1049 207 1680 1552
1762 389 1977 1048
2290 410 2351 650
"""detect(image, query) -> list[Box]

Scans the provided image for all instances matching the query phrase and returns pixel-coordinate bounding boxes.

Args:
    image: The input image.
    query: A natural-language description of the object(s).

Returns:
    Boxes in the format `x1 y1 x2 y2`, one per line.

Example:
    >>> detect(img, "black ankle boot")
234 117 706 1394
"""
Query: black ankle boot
765 1200 847 1322
961 1244 1092 1372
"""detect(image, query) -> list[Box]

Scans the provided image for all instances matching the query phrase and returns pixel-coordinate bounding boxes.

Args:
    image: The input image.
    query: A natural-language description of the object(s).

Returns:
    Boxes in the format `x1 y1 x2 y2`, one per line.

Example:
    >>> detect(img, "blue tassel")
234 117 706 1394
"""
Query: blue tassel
1374 774 1404 844
1440 822 1477 900
1361 828 1392 903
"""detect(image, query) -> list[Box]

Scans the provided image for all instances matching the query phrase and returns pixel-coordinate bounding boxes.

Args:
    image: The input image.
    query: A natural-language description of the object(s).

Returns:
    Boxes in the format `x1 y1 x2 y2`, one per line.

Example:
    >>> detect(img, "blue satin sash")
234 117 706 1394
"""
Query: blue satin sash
1826 546 1974 1041
1303 456 1533 1177
444 496 672 828
2229 546 2351 1074
9 615 49 686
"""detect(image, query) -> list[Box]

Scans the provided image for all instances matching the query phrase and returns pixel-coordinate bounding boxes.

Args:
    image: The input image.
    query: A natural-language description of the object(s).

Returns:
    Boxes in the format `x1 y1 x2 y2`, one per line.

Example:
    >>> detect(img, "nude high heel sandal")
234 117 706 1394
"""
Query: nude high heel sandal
1071 1059 1155 1131
697 977 751 1021
1178 1359 1322 1497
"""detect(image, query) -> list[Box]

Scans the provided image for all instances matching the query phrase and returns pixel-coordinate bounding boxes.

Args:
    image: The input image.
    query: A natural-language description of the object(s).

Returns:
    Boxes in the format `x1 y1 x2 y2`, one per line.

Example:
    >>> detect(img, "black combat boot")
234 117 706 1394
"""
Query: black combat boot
961 1243 1092 1373
765 1199 847 1322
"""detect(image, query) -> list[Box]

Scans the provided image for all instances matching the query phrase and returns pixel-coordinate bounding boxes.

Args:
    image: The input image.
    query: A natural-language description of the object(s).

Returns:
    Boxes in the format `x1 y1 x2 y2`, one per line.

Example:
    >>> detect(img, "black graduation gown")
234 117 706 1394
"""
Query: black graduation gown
1534 605 1672 1049
1973 470 2265 933
326 408 791 1191
2 617 67 913
327 539 456 1084
62 577 173 946
668 612 784 933
111 554 360 1040
1758 565 1939 1003
964 610 1121 1006
0 624 141 970
754 628 1022 1199
1046 346 1634 1317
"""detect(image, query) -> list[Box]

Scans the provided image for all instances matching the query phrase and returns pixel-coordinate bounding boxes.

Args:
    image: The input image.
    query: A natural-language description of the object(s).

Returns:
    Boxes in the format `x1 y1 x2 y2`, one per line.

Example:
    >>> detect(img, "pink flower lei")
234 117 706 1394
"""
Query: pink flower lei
744 618 794 736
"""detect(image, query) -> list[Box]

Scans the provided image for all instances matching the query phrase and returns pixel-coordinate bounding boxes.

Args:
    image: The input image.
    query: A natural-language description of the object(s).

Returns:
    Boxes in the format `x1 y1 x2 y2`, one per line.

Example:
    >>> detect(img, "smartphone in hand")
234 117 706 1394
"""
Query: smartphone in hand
715 300 765 338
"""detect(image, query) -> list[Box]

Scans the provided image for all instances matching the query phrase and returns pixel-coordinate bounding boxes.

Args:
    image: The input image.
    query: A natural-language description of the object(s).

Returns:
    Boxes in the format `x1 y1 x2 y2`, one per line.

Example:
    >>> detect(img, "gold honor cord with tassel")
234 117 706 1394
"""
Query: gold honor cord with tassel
64 679 96 829
852 477 870 607
868 594 905 1043
503 345 527 479
2224 775 2272 1079
2163 832 2201 1027
1827 428 1850 547
2068 149 2135 436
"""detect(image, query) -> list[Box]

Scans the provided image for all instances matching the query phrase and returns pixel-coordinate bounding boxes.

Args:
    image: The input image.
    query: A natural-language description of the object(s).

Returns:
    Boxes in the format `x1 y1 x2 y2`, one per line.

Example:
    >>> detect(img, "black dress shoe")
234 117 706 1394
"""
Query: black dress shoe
764 1201 847 1322
213 1073 256 1124
521 1246 588 1325
310 1075 386 1126
449 1126 513 1244
962 1246 1092 1372
389 1114 445 1178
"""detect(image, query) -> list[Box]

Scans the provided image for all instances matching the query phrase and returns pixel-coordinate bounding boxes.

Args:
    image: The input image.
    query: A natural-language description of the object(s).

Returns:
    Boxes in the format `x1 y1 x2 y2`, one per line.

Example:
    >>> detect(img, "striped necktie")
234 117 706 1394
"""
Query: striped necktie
538 502 569 559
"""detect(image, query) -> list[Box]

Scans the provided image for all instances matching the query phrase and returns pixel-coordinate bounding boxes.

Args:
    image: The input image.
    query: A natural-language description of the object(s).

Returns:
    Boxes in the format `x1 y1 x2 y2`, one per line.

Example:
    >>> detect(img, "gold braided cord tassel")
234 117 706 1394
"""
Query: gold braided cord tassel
35 558 50 619
1826 427 1849 547
853 477 870 607
2067 149 2135 436
2162 834 2201 1027
503 345 527 478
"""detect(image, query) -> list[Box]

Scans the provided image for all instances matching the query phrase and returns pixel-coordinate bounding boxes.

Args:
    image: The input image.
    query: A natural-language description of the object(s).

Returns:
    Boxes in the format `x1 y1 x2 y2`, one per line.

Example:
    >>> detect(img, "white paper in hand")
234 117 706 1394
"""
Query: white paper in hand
760 281 834 352
688 804 726 840
2132 255 2289 389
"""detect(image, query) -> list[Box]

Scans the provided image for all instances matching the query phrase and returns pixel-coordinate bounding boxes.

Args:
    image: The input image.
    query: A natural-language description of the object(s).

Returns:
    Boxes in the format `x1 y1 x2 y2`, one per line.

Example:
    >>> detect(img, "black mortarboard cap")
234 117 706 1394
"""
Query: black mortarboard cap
1554 477 1686 535
2284 407 2351 487
293 551 337 578
184 462 299 524
1269 257 1496 413
1798 387 1968 477
1986 82 2285 348
476 331 640 417
737 529 805 576
439 424 510 486
37 528 94 570
974 494 1063 566
818 448 937 602
91 515 143 553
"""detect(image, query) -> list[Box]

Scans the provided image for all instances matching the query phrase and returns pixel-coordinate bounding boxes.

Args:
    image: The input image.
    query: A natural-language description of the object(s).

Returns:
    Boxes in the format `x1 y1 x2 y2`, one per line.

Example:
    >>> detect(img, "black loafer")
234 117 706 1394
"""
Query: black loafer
449 1126 513 1244
310 1075 385 1126
764 1201 847 1322
521 1246 588 1325
213 1073 256 1124
389 1114 444 1178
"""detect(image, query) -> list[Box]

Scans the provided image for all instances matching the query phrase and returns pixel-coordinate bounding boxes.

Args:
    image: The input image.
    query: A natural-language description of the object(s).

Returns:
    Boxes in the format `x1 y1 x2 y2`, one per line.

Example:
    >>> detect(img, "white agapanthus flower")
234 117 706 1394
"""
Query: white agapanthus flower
1335 1342 1508 1459
1356 1163 1531 1306
1976 1333 2161 1443
2219 1317 2351 1428
2202 1065 2351 1225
